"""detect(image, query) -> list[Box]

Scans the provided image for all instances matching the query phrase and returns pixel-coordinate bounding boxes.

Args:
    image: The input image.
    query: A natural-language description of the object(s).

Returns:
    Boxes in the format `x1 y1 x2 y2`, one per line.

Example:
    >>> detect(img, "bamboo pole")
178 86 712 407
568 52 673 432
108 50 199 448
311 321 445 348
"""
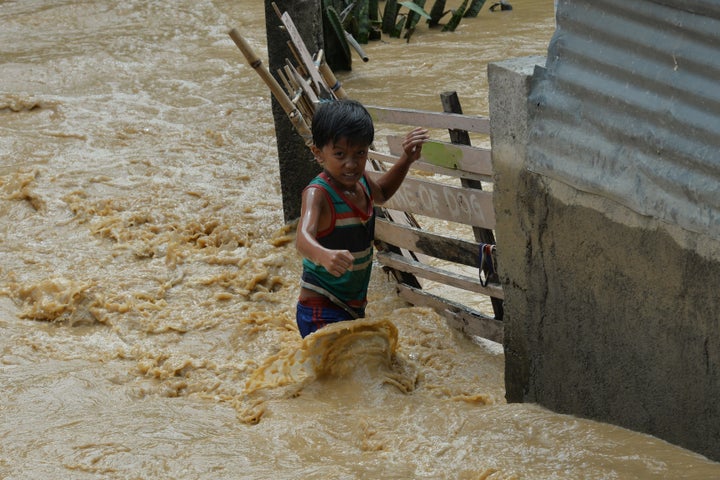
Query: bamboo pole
272 3 331 99
286 60 319 105
276 67 295 101
344 31 369 62
228 28 313 146
317 59 347 99
283 65 314 119
286 40 308 79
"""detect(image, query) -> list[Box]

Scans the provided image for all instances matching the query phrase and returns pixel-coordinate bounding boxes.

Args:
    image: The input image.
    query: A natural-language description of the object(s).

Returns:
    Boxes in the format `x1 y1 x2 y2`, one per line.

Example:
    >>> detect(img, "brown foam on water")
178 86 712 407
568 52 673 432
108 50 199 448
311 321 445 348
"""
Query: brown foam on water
13 278 100 326
238 317 418 423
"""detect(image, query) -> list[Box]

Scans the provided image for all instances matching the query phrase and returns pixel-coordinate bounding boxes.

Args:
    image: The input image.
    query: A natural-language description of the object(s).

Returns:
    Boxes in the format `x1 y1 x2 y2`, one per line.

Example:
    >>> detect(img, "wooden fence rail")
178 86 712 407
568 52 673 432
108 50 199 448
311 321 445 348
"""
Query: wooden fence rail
365 104 504 343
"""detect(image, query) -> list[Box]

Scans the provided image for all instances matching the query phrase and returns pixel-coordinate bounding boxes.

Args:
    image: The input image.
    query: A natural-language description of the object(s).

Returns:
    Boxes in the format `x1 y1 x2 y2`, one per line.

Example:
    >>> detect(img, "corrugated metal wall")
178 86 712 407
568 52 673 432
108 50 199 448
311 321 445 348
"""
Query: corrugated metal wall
528 0 720 238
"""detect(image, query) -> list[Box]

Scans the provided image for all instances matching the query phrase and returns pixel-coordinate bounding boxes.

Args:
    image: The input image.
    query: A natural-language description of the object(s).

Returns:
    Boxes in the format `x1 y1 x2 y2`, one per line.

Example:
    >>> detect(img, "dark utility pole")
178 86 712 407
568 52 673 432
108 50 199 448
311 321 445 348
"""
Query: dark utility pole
264 0 323 222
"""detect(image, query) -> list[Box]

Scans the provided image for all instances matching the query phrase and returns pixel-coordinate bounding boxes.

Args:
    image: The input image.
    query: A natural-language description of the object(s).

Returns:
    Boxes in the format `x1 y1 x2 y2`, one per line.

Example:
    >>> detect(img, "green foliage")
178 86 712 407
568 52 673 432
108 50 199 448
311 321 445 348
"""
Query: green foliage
369 0 379 21
326 0 487 38
402 0 428 42
323 4 352 71
320 0 489 63
464 0 487 17
393 15 407 37
354 1 370 43
442 0 469 31
428 0 449 27
401 0 431 23
382 0 401 34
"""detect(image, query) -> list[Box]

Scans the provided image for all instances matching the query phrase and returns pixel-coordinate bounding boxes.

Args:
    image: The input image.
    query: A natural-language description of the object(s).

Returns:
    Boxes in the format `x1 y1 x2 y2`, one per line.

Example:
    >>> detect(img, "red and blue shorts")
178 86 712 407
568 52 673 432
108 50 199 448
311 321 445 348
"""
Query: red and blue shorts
296 296 360 338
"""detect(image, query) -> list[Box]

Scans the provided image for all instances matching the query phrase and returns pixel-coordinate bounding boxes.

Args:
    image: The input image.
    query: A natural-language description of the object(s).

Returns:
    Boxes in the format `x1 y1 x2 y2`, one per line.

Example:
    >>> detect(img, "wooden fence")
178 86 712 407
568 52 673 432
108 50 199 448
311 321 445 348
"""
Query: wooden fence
364 101 504 343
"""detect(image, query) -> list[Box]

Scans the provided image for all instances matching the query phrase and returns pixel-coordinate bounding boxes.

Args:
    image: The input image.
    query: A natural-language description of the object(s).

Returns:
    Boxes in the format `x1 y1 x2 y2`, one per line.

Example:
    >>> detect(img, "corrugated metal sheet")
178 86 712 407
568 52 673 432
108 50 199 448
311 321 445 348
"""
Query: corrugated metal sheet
528 0 720 237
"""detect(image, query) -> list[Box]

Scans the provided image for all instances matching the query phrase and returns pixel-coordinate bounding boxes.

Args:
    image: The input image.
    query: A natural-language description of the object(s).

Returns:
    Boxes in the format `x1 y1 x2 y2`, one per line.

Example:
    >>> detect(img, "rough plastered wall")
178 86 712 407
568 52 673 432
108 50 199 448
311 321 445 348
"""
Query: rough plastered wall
488 57 720 461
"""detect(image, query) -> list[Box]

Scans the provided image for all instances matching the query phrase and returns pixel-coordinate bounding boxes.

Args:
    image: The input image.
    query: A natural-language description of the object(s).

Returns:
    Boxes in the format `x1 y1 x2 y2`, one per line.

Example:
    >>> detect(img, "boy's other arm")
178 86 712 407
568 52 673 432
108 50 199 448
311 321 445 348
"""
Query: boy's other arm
296 188 355 278
371 127 428 204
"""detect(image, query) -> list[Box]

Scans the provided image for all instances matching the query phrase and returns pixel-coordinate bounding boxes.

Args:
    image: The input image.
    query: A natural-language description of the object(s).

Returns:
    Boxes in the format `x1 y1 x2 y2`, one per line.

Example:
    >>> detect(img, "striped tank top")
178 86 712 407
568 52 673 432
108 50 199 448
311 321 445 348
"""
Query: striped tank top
301 172 375 317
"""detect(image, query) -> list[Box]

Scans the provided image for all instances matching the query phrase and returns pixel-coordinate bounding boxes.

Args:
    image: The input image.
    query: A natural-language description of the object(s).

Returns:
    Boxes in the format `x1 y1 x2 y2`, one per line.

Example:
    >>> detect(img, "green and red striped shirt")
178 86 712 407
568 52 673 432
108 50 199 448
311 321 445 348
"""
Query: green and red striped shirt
301 172 375 316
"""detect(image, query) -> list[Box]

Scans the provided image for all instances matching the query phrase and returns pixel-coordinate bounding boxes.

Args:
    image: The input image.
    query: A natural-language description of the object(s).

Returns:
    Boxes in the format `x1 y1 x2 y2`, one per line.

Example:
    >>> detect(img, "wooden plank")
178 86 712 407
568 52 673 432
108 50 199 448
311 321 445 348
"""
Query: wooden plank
278 11 328 97
374 217 480 267
386 136 493 177
377 251 504 299
368 150 491 182
285 62 318 105
366 171 496 229
396 284 504 343
365 105 490 134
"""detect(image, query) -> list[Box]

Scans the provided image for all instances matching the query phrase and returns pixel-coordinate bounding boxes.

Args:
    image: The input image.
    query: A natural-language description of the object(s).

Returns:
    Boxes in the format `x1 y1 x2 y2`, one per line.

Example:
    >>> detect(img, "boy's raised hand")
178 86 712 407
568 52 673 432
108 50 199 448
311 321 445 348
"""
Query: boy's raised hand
402 127 429 163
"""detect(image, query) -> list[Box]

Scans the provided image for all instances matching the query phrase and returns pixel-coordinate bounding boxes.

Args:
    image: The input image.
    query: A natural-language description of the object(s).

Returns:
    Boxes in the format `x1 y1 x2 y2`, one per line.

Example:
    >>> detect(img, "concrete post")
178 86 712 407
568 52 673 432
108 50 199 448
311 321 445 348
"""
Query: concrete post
489 55 720 460
487 56 546 402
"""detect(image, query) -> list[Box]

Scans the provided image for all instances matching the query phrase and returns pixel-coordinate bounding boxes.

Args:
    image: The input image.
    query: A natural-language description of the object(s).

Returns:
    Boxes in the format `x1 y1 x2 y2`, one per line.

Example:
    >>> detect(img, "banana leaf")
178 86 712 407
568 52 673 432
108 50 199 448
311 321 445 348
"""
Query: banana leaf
338 1 355 21
442 0 468 31
369 0 379 21
367 0 381 40
402 0 427 42
464 0 487 17
400 0 431 22
428 0 448 27
324 5 352 70
322 0 340 14
354 0 370 43
392 14 406 37
382 0 400 34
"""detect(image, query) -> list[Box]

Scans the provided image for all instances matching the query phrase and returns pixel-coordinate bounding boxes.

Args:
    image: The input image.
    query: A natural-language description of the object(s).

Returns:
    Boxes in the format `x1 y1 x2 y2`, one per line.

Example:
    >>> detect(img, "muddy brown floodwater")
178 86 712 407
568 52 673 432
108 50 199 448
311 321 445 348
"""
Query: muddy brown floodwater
2 0 719 478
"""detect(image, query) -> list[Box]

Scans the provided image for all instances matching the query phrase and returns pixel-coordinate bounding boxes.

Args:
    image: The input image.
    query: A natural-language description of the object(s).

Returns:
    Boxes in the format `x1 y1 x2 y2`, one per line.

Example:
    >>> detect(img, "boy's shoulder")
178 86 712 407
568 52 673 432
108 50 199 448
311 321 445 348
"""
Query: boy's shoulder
305 173 329 190
303 174 334 203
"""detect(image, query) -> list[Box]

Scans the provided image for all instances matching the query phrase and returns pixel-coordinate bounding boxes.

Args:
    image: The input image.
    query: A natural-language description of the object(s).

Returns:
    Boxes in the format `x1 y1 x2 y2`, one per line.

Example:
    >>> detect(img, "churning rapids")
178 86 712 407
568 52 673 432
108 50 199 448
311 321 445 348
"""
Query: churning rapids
1 0 719 478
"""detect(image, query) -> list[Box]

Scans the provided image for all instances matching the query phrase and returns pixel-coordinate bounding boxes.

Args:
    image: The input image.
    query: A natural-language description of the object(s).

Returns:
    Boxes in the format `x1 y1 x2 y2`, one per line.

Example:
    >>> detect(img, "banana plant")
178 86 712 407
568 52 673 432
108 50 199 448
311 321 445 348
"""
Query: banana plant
401 0 430 42
442 0 469 31
428 0 447 27
464 0 488 18
427 0 474 30
321 0 493 70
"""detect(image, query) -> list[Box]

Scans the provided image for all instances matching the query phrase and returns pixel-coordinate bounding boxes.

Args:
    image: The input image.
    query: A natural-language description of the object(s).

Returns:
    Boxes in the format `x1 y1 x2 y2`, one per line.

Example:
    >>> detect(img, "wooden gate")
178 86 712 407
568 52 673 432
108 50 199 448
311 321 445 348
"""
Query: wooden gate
365 102 504 343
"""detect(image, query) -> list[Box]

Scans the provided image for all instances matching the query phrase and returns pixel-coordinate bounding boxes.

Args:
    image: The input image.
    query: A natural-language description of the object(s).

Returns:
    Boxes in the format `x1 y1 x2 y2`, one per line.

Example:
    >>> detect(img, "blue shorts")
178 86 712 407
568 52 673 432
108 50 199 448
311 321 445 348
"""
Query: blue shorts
296 297 362 338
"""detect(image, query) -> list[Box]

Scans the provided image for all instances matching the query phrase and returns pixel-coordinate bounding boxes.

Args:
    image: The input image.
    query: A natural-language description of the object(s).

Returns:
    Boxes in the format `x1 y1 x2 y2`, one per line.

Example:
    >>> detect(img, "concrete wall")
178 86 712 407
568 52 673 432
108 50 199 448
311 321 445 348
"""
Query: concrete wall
489 57 720 461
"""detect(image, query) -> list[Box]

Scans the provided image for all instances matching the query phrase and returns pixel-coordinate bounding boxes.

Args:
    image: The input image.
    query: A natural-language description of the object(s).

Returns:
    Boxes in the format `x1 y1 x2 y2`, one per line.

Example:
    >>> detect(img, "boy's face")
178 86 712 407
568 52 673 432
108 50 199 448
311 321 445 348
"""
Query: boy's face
311 137 369 191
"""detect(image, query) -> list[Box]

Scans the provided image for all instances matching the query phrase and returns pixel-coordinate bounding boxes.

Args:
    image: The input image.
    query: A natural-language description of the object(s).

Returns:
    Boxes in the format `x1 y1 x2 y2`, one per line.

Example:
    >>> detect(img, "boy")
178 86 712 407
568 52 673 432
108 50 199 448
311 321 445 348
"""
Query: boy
295 99 429 337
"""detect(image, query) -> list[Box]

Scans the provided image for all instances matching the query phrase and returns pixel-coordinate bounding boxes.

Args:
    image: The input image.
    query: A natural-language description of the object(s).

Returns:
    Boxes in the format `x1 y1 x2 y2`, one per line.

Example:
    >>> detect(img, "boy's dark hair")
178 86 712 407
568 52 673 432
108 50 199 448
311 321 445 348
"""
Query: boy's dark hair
311 99 374 148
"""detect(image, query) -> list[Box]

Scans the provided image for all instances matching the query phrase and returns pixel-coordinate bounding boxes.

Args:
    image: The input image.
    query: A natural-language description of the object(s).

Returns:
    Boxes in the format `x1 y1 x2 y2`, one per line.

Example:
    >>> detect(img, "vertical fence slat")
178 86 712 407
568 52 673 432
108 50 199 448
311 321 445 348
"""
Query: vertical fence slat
440 91 504 320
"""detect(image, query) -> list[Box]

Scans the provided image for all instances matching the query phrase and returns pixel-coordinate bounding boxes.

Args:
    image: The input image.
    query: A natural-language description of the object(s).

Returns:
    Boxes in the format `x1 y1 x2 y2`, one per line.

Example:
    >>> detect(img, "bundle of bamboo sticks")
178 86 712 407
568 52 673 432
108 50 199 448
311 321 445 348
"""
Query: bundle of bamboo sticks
228 3 348 148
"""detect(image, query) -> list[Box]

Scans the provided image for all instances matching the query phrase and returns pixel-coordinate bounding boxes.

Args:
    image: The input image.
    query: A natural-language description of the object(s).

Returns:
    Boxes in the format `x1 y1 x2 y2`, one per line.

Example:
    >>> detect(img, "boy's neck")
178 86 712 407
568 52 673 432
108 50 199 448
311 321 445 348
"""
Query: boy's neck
324 171 359 197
